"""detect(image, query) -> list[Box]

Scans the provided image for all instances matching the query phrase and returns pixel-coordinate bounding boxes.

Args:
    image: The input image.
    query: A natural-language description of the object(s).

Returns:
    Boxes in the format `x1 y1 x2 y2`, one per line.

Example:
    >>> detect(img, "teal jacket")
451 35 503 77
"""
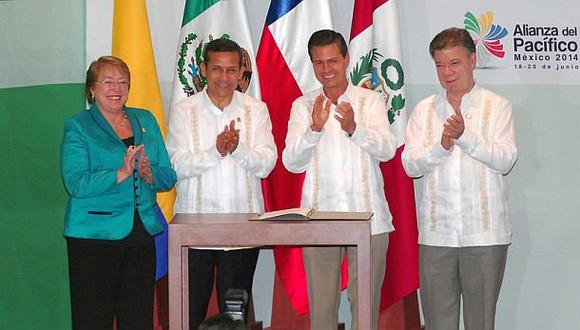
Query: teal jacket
61 104 176 240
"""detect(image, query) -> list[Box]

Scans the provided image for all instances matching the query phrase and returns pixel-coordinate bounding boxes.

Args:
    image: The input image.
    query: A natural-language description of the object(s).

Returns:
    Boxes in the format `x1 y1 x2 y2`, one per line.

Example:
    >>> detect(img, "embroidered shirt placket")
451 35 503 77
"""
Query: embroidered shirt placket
243 104 255 213
479 99 492 232
189 105 203 211
307 100 320 209
427 102 438 232
358 96 372 211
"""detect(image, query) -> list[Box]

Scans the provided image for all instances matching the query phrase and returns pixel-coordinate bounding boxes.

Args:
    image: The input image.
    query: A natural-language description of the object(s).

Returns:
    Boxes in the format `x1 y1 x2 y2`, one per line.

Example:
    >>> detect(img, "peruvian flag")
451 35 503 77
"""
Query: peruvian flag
256 0 333 316
348 0 419 310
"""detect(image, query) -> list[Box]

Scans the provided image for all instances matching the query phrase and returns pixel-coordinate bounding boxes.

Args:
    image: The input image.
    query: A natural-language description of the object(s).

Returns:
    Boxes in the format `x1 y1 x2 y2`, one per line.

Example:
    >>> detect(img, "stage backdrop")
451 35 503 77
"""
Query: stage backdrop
2 0 580 329
0 0 84 328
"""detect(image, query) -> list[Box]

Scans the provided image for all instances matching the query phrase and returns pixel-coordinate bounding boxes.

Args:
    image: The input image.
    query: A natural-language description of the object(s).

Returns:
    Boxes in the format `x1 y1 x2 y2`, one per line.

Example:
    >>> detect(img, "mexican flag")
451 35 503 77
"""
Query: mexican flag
169 0 260 109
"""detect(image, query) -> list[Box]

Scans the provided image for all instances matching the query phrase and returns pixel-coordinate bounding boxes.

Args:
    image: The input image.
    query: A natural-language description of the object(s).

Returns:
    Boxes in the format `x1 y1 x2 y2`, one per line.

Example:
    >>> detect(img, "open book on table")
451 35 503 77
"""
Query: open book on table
250 208 315 221
250 208 373 221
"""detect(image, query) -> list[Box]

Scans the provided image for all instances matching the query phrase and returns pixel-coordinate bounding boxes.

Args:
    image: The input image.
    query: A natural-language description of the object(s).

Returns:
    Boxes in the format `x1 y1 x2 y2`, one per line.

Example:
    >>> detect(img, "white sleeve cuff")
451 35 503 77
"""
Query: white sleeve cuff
230 142 246 160
306 127 323 144
210 144 225 160
455 127 477 153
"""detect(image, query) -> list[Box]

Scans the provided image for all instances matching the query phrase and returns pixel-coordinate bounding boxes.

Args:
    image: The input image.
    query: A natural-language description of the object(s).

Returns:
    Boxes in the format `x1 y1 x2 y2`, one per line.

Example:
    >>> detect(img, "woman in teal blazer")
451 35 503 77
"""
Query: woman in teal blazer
60 56 176 329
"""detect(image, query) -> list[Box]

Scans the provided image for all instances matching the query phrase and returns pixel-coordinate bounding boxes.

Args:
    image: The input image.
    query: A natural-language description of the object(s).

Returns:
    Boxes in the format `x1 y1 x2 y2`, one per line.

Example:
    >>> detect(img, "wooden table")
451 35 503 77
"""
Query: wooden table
168 213 373 329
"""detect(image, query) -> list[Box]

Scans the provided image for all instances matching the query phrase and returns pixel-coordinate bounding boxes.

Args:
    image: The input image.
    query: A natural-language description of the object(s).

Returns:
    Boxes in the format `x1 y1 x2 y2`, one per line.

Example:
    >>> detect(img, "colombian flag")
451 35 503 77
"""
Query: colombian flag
112 1 175 328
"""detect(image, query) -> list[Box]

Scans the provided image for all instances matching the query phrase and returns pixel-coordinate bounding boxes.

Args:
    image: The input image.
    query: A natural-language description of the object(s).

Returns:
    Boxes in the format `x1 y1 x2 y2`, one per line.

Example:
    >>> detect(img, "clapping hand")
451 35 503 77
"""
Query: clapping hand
335 101 356 135
137 146 154 185
310 94 330 132
117 144 144 183
216 120 240 157
441 109 465 150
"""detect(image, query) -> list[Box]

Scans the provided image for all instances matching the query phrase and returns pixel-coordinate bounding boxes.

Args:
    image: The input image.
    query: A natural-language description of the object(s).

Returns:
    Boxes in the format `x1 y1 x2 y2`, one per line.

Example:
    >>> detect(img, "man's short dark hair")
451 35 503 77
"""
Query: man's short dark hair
203 38 243 67
429 27 476 58
307 29 348 61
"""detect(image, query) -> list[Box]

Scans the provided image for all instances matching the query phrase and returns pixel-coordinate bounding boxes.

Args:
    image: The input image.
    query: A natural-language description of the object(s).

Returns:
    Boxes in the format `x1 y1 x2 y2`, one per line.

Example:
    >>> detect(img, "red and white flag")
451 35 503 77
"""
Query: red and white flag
256 0 333 315
348 0 419 309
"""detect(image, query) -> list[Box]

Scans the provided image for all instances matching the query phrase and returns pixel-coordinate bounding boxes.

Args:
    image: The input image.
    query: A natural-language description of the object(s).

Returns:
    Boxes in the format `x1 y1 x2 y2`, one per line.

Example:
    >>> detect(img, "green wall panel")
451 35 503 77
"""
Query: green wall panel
0 83 85 329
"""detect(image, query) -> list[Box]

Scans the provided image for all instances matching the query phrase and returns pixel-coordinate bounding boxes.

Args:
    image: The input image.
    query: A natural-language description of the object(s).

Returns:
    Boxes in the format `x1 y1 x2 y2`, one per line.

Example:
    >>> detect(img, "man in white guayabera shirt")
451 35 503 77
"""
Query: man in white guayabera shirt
402 27 517 330
282 29 397 330
166 38 277 329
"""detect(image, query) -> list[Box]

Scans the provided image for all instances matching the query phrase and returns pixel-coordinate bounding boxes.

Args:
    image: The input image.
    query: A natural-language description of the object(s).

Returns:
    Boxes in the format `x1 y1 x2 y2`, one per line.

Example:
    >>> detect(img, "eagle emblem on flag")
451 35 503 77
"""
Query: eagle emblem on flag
350 48 406 124
177 33 253 96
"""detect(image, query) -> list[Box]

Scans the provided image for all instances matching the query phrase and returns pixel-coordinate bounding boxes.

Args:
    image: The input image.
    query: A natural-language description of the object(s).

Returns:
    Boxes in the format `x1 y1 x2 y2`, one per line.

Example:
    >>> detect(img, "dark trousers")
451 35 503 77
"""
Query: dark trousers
188 248 259 329
67 239 156 330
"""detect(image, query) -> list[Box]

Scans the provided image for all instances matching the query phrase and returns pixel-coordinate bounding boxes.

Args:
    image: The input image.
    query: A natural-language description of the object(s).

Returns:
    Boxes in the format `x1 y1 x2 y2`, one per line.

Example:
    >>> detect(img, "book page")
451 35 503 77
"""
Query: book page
250 208 314 221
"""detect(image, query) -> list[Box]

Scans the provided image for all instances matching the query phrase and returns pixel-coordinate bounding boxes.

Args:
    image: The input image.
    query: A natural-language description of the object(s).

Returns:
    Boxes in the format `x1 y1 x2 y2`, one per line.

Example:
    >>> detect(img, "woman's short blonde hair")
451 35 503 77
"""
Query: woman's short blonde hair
85 56 131 104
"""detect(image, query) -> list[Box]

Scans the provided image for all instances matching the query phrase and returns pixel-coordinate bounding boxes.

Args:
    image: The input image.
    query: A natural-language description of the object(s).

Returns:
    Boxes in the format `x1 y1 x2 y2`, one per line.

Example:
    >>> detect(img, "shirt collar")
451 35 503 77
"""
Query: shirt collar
320 82 355 105
202 89 241 115
436 83 481 110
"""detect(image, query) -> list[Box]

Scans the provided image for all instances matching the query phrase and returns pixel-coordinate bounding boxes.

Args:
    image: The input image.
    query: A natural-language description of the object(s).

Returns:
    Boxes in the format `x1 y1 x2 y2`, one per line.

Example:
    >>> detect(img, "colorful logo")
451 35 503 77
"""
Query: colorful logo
177 33 253 96
464 11 508 66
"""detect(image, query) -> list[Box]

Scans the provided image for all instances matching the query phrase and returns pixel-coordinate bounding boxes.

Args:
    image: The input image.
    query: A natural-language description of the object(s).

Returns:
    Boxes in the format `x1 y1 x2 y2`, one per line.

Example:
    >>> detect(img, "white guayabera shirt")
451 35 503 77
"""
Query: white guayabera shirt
166 89 277 250
283 84 397 235
403 85 518 247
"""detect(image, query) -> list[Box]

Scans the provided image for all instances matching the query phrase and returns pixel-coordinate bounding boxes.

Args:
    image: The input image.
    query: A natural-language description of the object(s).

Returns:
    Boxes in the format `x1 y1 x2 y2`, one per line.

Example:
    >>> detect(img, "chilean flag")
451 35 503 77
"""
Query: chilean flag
349 0 419 309
256 0 333 315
